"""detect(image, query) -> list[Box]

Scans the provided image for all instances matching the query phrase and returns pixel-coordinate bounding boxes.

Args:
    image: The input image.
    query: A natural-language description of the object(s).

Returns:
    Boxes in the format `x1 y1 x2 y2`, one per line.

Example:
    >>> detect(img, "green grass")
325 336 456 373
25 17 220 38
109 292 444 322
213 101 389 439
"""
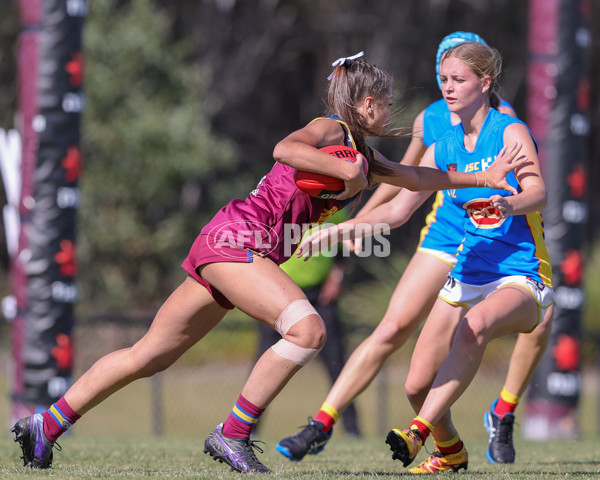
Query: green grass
1 300 599 479
0 433 599 479
1 350 599 479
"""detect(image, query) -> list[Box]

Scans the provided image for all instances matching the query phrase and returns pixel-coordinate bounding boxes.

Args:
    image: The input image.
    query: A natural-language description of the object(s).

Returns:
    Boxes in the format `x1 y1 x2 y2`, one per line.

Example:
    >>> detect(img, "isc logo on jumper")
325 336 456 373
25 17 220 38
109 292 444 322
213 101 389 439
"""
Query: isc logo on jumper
464 198 506 228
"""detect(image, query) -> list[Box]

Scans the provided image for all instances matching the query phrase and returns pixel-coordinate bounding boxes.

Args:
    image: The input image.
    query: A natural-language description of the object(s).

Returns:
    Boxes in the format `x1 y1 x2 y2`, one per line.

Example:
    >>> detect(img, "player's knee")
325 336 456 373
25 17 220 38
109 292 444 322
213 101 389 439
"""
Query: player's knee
129 341 180 378
284 315 327 350
456 313 488 347
133 352 173 378
276 299 326 349
371 320 412 349
270 299 326 365
404 377 428 406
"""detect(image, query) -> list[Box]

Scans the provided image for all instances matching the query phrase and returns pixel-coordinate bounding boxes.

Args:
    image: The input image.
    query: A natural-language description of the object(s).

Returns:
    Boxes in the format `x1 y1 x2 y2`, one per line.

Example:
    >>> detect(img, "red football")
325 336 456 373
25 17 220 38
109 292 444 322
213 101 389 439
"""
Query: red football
294 145 367 199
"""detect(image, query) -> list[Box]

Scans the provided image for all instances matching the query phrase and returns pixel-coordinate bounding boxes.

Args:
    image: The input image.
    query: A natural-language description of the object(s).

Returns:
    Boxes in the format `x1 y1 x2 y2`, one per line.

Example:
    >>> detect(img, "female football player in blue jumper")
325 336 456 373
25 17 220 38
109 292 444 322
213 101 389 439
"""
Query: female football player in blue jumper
292 40 555 472
380 40 554 470
277 32 553 473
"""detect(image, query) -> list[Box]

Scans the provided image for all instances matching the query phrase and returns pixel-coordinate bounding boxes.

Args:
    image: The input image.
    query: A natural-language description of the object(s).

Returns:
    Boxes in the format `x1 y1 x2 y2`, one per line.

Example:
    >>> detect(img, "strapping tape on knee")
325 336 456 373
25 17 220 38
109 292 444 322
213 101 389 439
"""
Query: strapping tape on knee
275 299 319 336
271 339 320 366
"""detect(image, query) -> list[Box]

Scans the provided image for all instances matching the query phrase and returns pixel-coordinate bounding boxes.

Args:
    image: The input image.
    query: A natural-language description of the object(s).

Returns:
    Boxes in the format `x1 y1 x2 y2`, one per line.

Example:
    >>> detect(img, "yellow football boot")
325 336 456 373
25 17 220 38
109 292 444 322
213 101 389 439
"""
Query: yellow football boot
408 445 468 474
386 426 424 467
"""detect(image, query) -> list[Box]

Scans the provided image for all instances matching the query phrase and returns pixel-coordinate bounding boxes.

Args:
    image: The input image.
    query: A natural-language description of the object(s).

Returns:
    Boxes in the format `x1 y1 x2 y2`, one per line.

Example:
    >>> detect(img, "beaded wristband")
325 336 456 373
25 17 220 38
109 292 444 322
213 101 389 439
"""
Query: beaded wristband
475 171 484 188
484 171 501 189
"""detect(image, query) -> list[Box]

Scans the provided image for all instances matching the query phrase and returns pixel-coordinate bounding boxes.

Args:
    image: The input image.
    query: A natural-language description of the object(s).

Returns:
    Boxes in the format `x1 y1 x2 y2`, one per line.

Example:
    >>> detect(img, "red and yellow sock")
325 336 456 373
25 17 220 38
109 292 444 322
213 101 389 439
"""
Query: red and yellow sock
222 394 265 438
41 397 81 443
409 416 434 443
435 433 463 455
494 387 520 419
314 402 339 433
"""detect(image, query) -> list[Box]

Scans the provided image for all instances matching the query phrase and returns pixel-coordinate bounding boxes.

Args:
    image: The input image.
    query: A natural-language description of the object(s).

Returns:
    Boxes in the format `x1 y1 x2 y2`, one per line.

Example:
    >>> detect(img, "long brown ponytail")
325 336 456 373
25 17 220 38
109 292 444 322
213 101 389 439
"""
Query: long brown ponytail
327 58 406 180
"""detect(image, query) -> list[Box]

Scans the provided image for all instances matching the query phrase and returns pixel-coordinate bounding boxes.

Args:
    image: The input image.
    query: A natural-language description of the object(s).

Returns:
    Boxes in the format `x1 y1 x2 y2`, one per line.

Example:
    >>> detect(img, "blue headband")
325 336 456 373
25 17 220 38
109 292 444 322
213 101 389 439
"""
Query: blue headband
436 31 488 89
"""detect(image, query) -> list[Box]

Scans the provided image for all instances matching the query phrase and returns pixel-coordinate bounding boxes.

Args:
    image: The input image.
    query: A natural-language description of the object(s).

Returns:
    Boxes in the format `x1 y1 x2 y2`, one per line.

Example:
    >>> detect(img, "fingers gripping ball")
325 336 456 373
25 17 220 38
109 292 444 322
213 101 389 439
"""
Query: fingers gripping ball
294 145 368 199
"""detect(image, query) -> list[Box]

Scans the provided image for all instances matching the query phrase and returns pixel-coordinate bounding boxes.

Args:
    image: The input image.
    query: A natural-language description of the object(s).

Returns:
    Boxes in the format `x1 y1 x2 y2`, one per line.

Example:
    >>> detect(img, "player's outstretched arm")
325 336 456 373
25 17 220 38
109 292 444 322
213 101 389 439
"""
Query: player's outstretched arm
297 186 431 259
357 111 428 216
373 142 527 194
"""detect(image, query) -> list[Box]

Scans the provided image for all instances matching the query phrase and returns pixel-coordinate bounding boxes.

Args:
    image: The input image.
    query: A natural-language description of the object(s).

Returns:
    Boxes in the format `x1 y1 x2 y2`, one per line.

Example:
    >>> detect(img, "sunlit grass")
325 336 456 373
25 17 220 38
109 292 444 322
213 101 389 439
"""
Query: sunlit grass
0 433 599 479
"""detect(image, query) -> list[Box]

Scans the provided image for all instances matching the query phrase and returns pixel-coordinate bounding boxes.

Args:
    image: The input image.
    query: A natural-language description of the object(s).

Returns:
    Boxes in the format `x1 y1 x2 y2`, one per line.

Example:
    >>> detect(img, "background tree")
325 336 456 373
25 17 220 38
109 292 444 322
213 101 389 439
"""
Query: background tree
79 0 237 311
0 0 598 316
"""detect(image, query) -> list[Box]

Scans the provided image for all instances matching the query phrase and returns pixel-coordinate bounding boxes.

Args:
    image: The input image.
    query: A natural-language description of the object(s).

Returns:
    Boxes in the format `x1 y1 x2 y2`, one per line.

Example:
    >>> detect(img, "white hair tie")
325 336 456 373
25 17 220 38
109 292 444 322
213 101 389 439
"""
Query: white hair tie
327 51 365 80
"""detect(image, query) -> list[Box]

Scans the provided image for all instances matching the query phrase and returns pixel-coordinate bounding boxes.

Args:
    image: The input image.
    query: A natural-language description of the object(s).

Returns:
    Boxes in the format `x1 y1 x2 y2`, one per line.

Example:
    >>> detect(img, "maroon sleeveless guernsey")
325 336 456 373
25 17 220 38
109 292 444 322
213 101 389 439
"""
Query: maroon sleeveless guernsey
201 160 344 265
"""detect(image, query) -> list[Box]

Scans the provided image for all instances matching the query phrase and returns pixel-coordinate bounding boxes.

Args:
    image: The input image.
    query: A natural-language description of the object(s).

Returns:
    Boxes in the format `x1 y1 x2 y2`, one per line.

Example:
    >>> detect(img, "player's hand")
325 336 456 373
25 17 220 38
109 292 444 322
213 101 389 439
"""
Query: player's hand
334 154 368 201
489 194 513 218
296 225 339 260
342 235 364 254
484 143 529 195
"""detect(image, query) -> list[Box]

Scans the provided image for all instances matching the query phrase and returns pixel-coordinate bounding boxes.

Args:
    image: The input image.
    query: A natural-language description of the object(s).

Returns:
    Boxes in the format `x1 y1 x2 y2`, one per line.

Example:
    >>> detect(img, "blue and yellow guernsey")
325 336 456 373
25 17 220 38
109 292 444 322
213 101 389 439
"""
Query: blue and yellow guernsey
434 107 552 287
418 99 466 259
418 99 517 262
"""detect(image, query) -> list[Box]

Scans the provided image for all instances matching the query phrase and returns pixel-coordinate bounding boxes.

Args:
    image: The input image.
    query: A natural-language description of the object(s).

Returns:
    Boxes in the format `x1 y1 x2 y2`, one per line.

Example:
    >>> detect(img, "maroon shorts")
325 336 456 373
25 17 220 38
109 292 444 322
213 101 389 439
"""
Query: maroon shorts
181 234 254 310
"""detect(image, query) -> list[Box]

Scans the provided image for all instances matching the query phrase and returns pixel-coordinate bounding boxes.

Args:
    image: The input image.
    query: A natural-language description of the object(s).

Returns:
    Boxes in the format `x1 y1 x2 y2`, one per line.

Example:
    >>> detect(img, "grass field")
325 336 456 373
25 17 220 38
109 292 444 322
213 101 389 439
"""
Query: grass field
0 432 599 479
1 320 599 479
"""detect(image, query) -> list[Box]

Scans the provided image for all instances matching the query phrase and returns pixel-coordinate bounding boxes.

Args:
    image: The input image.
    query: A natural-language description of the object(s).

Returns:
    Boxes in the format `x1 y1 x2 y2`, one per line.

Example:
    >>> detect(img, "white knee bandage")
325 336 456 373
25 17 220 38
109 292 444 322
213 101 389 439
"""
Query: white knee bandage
271 339 320 366
271 299 322 365
275 299 318 336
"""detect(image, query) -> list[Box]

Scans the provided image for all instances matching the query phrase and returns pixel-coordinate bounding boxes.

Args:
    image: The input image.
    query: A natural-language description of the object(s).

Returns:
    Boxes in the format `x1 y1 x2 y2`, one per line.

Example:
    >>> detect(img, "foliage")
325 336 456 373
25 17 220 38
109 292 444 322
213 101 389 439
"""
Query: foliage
79 0 237 310
0 2 18 130
1 0 599 317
